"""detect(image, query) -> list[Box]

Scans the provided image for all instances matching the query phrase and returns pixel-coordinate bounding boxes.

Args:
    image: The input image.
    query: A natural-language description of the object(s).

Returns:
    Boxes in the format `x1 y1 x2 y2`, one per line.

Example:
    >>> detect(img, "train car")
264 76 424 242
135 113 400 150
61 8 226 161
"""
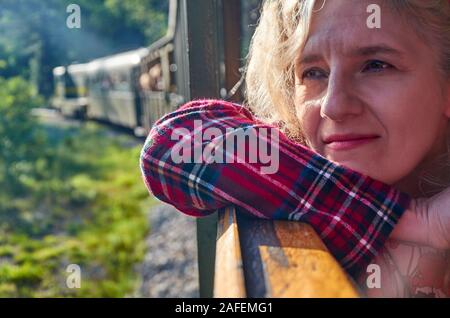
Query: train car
86 47 149 131
51 0 183 136
51 0 261 136
51 63 90 118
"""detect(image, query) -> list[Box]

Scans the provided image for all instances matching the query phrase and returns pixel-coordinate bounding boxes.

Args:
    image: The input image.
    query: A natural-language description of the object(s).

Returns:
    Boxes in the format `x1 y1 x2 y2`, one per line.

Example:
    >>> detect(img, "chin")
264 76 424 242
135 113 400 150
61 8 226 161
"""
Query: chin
334 160 386 181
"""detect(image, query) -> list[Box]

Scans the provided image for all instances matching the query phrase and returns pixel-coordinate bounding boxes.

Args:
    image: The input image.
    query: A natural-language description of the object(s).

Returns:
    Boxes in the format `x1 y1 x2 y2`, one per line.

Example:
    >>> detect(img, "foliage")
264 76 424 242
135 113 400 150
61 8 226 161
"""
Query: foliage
0 76 153 297
0 0 166 296
0 76 45 196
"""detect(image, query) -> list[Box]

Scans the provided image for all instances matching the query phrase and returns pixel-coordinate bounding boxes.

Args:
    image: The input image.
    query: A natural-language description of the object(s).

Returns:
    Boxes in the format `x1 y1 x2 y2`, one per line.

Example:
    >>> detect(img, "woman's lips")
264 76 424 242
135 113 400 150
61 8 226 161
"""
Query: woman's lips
325 136 380 151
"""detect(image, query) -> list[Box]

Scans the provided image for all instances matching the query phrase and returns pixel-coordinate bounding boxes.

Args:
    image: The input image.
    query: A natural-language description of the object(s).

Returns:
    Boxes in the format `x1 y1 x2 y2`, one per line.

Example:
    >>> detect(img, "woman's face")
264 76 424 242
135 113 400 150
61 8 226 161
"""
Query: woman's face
295 0 450 185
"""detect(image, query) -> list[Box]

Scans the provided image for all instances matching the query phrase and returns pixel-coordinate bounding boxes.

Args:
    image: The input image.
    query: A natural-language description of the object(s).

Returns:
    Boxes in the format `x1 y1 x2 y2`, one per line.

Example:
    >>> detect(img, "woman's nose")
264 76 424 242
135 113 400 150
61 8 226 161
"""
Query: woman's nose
320 73 364 121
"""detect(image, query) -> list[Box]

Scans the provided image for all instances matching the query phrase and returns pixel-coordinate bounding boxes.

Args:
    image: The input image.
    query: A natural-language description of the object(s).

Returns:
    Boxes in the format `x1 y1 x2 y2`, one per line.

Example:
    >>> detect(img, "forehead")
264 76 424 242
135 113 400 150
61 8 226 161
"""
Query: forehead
303 0 421 58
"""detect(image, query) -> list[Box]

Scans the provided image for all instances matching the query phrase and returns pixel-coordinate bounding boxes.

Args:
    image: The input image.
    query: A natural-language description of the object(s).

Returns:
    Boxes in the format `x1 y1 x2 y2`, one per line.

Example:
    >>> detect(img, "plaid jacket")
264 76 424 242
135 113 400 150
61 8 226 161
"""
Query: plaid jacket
140 99 411 276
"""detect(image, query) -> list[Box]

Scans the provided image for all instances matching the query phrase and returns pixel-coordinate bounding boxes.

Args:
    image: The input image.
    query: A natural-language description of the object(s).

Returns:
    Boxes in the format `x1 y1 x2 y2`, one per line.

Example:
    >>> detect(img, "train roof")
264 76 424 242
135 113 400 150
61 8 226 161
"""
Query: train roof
56 47 149 77
88 47 150 72
53 66 66 76
68 63 91 74
53 63 91 76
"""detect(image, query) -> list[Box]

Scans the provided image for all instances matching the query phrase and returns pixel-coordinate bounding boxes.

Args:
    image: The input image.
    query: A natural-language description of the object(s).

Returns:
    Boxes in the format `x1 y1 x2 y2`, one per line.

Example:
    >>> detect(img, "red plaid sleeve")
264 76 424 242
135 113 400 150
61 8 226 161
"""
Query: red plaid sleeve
140 99 411 276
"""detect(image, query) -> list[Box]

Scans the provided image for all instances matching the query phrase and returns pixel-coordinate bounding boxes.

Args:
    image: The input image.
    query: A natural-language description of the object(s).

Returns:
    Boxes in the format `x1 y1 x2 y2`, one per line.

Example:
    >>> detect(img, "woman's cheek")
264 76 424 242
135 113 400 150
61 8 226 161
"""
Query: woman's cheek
297 106 322 151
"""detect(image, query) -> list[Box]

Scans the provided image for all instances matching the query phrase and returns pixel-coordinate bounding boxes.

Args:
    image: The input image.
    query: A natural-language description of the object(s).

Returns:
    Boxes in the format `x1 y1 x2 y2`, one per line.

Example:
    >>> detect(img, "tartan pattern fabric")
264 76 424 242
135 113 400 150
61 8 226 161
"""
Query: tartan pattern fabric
140 99 411 277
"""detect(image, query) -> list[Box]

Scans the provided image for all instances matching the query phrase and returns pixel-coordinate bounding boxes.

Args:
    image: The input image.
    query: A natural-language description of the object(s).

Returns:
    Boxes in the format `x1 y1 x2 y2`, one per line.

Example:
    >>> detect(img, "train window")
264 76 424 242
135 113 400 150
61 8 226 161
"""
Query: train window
101 75 113 90
139 63 164 92
108 71 129 92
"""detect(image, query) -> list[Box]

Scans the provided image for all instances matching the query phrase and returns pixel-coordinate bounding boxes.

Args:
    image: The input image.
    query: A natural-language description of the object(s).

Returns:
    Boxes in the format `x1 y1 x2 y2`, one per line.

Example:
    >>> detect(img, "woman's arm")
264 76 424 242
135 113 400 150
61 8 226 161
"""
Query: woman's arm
140 99 411 276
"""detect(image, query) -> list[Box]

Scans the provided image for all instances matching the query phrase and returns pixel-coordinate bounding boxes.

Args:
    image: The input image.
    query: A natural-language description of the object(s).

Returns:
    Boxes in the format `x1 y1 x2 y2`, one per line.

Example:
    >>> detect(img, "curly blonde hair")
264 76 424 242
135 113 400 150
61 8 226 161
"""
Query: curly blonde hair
244 0 450 196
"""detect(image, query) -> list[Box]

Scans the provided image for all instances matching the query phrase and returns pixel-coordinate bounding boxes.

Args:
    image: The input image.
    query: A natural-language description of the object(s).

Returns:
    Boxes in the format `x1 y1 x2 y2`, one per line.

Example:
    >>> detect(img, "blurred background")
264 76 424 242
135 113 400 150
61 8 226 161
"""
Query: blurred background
0 0 262 297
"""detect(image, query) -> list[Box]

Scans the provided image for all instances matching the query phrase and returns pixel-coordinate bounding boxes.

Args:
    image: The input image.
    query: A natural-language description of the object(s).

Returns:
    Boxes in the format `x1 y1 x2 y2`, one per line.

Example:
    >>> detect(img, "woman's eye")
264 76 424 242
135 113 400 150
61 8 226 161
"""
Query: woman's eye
301 68 328 81
362 60 393 73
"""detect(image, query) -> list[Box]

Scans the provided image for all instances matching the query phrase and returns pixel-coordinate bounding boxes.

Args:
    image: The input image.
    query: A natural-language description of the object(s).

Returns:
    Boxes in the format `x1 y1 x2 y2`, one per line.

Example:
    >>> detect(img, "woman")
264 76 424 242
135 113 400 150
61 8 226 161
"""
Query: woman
140 0 450 297
245 0 450 297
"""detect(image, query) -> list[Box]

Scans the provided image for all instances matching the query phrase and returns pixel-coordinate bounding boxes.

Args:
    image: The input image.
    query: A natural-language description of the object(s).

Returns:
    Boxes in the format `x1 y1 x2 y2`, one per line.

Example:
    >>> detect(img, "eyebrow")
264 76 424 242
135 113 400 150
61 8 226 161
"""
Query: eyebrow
298 45 405 65
354 45 404 57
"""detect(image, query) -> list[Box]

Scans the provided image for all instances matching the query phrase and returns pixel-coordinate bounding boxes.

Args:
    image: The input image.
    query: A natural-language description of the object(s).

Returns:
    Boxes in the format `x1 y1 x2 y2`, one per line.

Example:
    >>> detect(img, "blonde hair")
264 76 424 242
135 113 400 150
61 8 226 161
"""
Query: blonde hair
245 0 450 195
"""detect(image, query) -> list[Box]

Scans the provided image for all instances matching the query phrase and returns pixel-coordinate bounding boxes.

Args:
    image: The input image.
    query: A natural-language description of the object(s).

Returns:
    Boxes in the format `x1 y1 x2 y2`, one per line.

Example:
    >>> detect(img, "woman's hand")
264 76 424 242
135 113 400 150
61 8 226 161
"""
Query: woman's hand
365 187 450 297
392 187 450 249
360 240 449 298
420 187 450 249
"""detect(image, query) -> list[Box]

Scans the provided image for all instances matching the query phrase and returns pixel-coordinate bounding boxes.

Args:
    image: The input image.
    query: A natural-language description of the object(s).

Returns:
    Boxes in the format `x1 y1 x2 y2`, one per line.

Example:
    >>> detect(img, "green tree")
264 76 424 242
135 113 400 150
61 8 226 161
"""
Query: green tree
0 76 45 196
